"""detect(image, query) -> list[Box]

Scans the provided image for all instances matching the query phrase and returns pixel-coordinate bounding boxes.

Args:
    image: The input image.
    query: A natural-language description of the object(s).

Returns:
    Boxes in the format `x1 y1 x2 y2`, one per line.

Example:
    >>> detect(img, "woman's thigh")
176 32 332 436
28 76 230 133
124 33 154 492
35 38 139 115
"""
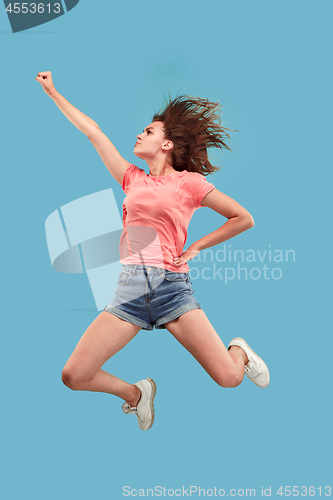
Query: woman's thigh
63 312 141 380
164 309 239 385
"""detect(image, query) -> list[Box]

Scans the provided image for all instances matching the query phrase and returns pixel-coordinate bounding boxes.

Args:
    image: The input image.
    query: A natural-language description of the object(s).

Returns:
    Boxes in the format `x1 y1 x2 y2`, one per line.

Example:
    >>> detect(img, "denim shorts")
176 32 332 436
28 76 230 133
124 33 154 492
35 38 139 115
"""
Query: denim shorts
104 264 201 330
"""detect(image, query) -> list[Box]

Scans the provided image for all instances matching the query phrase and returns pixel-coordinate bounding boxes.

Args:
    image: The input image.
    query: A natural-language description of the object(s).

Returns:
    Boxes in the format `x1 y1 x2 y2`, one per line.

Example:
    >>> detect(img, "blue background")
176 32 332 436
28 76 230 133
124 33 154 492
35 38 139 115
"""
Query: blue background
1 1 332 498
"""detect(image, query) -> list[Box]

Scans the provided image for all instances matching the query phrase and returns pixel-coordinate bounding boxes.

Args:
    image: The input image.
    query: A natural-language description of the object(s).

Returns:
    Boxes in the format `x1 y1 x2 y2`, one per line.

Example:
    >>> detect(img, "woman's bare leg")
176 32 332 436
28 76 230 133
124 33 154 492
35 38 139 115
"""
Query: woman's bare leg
165 308 248 387
62 312 142 406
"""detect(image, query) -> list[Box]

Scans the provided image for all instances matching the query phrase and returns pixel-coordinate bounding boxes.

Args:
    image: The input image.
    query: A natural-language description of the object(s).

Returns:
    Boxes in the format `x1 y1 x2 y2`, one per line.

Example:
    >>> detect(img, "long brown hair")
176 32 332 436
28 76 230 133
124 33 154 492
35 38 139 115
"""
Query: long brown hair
153 95 233 176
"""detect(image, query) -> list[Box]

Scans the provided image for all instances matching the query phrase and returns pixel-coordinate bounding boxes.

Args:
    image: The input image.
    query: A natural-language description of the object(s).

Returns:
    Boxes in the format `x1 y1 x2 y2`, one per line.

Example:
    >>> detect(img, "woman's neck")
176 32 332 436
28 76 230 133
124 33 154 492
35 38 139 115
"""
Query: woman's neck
146 158 176 177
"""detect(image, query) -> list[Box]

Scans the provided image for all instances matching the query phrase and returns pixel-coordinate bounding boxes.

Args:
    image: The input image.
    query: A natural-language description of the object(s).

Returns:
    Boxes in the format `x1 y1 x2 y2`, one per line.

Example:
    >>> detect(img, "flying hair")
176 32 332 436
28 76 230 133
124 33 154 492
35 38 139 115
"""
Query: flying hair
153 95 233 176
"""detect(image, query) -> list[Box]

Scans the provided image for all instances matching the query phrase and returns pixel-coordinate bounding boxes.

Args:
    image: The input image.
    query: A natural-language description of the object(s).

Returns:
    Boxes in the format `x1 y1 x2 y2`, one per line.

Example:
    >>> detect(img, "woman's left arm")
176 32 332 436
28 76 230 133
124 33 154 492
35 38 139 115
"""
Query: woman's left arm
173 188 254 266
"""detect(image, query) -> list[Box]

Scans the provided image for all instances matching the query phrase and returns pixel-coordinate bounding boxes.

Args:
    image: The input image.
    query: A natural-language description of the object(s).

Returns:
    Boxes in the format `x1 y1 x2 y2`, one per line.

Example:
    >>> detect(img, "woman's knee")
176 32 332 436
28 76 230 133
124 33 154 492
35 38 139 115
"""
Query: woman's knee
62 366 86 390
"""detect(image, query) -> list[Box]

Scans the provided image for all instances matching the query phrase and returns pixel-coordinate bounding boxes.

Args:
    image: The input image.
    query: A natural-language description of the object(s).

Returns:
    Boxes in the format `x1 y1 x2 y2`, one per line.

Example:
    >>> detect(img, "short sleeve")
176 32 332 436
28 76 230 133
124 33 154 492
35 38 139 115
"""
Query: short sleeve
122 164 140 194
195 174 215 207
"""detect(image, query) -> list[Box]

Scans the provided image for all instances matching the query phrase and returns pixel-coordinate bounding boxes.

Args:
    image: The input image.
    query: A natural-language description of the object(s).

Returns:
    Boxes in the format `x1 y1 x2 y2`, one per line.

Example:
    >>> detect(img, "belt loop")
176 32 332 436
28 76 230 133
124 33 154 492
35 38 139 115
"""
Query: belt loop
129 265 135 277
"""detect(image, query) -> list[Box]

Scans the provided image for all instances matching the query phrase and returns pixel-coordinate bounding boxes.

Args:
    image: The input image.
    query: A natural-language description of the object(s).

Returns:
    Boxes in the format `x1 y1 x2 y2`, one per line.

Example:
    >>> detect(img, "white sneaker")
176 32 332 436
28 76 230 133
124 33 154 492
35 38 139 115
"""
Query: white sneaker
228 337 270 388
122 378 156 431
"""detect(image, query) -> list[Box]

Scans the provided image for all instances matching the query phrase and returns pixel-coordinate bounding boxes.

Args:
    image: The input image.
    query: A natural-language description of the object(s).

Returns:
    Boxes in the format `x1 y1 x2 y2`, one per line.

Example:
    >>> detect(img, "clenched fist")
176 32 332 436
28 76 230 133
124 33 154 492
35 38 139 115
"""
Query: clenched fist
35 71 56 97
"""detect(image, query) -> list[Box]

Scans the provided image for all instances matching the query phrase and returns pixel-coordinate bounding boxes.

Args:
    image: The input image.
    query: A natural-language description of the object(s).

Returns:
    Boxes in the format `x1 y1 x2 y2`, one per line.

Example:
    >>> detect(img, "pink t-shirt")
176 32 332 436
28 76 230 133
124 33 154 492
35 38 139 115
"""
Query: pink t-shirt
119 164 215 272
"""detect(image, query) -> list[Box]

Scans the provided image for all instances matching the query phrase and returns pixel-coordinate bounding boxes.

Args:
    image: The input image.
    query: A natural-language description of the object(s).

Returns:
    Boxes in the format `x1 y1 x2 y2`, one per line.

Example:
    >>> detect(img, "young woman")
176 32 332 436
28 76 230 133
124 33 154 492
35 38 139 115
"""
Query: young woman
36 71 270 431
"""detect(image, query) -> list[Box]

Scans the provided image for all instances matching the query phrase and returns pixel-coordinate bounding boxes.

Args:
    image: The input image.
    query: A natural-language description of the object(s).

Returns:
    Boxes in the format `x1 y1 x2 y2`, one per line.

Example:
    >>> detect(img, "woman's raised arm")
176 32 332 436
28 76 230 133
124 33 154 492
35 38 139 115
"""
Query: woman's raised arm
35 71 130 185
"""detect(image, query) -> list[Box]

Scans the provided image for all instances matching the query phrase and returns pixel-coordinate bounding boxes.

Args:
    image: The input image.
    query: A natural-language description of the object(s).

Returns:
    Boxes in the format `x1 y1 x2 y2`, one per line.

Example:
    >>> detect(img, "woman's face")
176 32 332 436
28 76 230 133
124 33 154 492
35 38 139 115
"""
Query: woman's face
134 121 171 160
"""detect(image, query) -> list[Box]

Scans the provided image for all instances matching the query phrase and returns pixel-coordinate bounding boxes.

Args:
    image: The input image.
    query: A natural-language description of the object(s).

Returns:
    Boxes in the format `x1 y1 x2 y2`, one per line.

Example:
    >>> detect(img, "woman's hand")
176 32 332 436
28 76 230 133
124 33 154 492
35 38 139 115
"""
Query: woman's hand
35 71 56 97
34 71 130 185
173 245 200 267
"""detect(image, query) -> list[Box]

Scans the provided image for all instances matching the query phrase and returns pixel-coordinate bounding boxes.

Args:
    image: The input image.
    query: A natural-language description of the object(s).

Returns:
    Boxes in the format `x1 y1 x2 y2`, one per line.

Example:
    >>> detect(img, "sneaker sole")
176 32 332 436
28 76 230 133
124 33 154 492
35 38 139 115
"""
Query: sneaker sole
231 337 270 388
145 377 157 430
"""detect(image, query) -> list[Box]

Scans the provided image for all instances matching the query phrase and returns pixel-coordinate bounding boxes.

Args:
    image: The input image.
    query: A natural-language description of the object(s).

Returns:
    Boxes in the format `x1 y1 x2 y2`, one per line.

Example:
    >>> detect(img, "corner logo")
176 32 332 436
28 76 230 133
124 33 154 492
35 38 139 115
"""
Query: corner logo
3 0 79 33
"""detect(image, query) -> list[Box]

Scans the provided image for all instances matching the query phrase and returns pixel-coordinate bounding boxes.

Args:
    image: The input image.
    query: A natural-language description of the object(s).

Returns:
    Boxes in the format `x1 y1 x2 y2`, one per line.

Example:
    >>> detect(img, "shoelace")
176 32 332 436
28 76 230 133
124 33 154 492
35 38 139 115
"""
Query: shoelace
244 361 261 379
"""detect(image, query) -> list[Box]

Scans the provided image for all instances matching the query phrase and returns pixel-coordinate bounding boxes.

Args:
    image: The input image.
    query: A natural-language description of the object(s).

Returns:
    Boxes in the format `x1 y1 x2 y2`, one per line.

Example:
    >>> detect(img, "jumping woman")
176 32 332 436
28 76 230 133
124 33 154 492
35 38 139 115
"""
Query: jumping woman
36 71 270 431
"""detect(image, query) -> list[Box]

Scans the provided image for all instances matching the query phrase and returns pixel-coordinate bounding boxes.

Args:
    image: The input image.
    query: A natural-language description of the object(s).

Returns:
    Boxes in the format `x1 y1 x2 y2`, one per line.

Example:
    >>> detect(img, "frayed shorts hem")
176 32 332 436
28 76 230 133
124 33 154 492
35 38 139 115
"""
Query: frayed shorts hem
103 306 153 330
155 301 201 329
104 301 201 331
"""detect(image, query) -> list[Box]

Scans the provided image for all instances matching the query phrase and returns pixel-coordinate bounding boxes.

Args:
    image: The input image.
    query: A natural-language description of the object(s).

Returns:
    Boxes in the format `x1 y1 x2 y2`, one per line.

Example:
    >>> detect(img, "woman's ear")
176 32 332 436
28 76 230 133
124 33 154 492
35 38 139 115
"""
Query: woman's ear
162 140 173 151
